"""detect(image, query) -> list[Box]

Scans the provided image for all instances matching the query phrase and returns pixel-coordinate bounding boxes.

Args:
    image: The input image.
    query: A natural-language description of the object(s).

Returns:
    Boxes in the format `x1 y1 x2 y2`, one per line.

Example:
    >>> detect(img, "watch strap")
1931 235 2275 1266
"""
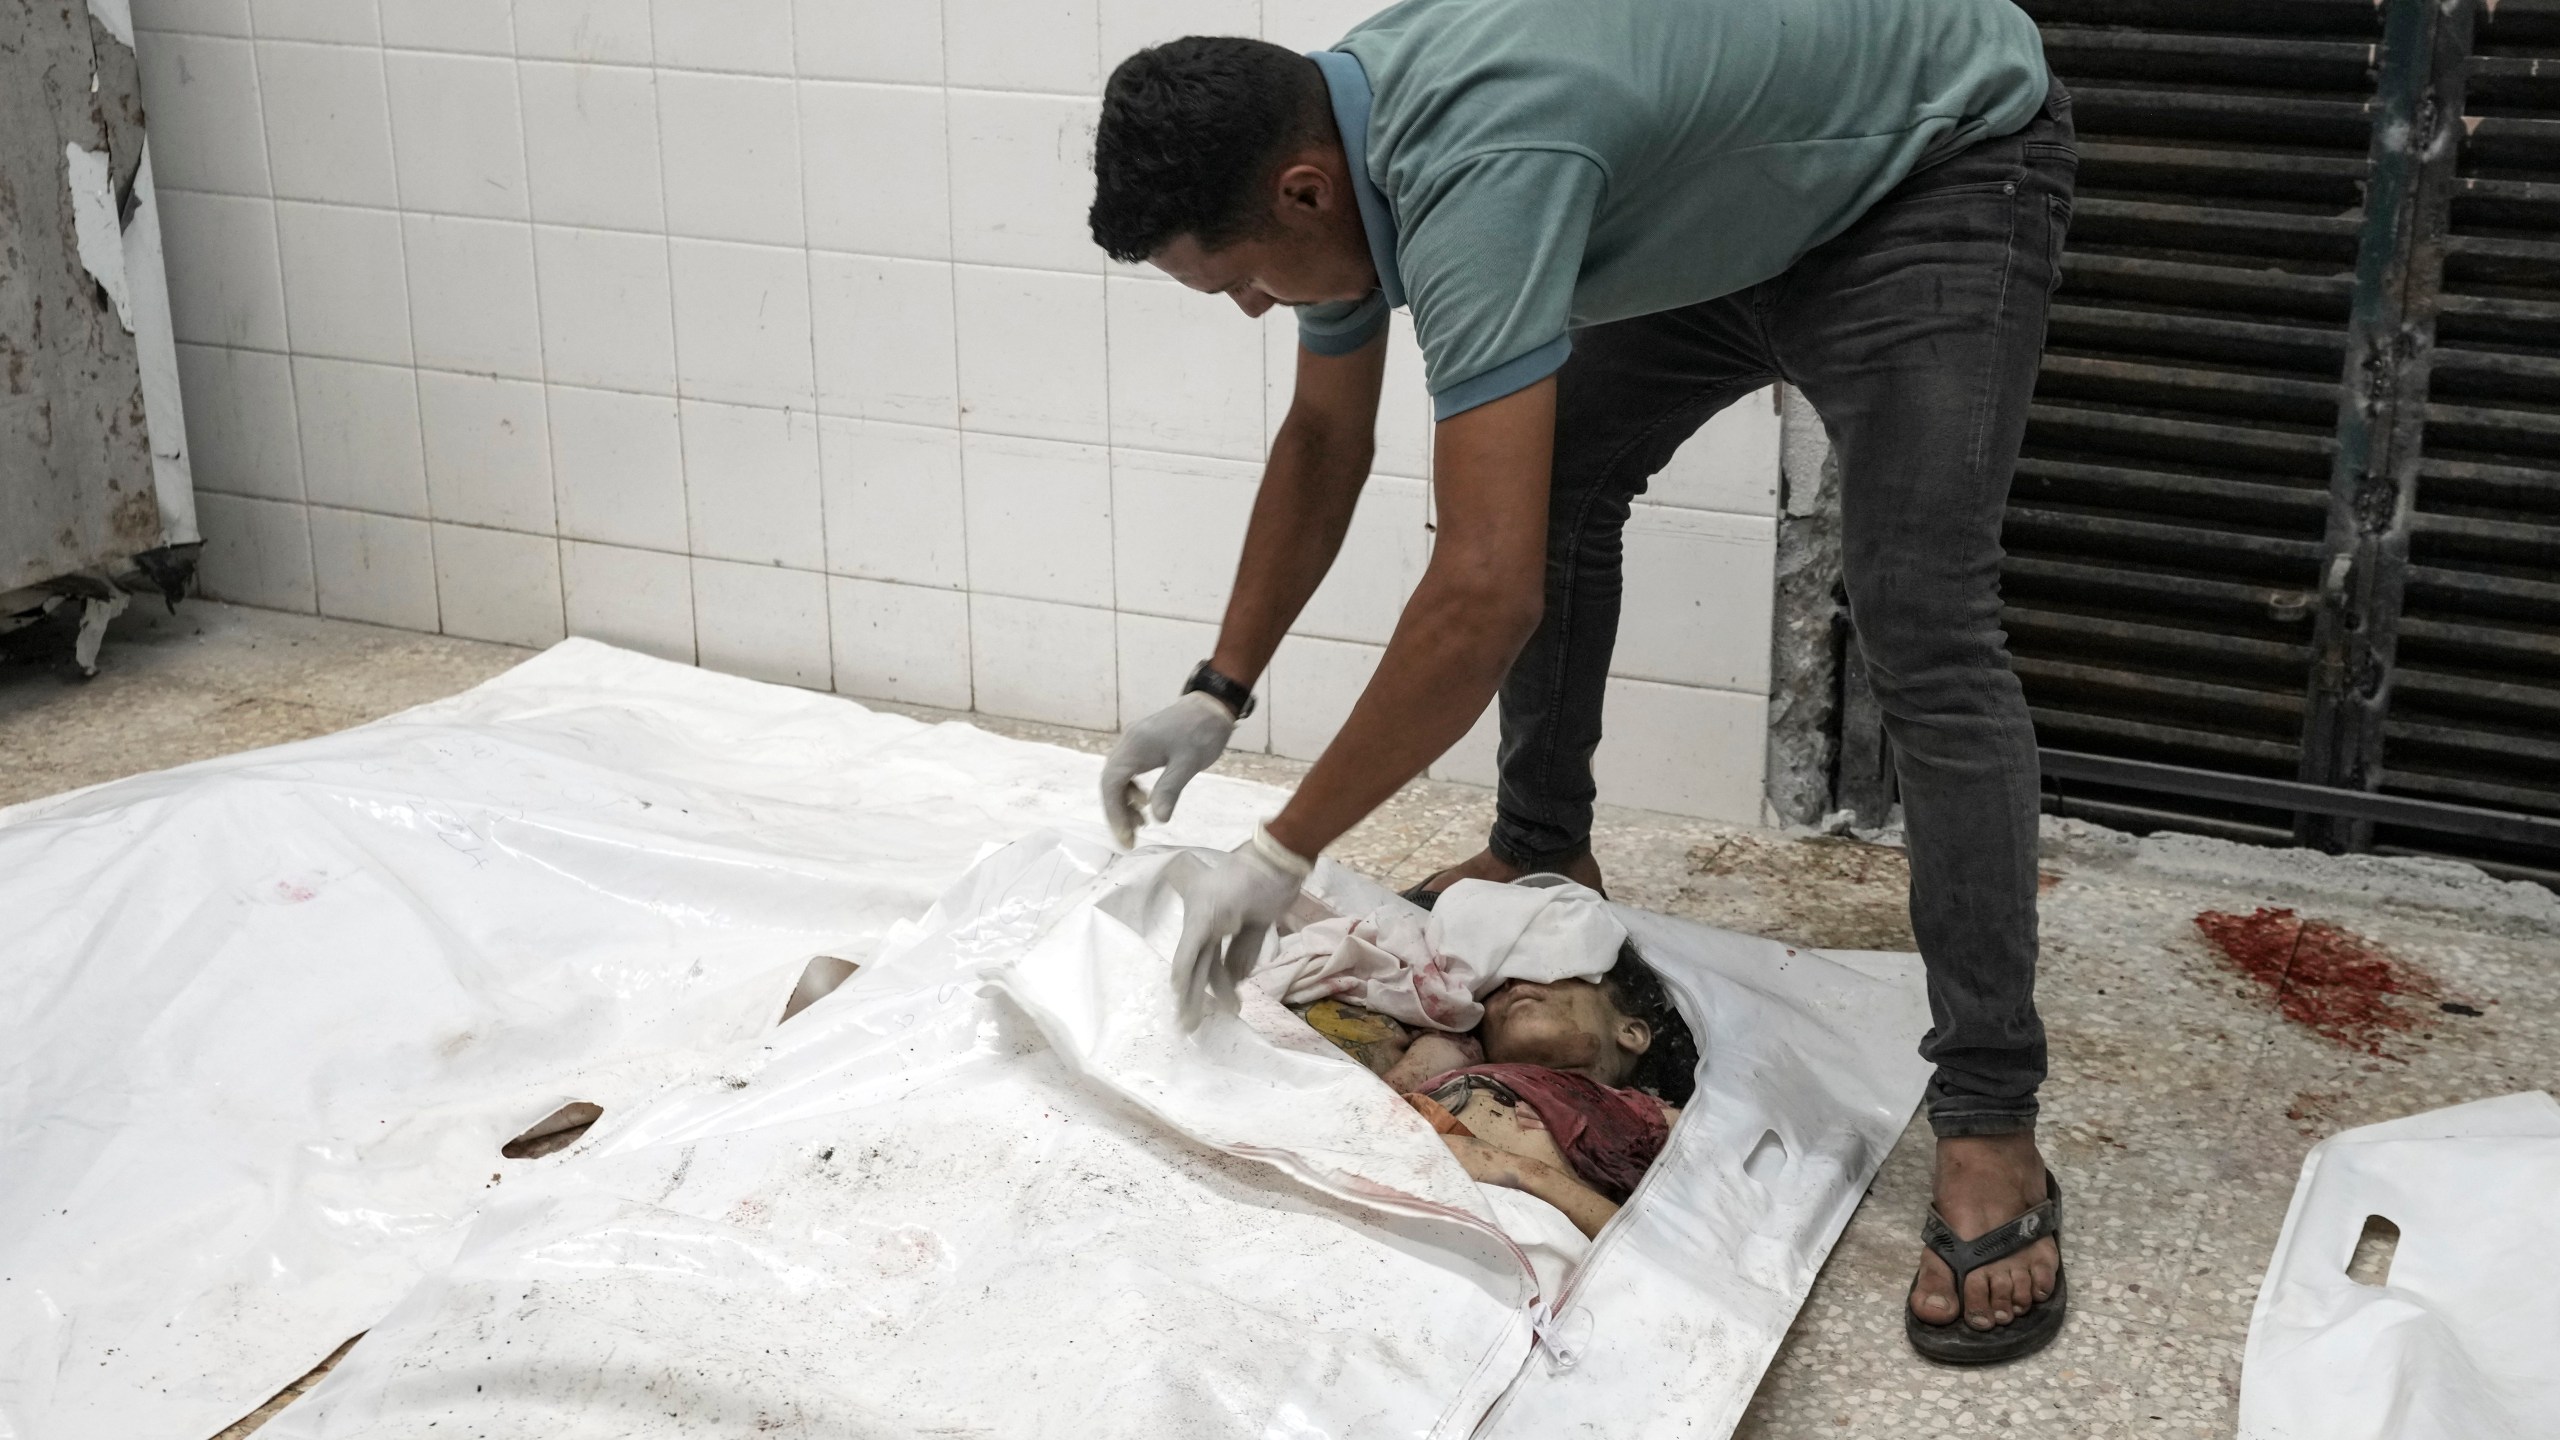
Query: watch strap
1183 659 1256 720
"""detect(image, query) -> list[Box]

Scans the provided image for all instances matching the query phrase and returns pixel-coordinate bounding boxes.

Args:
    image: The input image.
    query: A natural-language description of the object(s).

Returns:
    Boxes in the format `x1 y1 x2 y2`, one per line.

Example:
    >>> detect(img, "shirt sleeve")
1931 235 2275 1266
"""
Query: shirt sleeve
1397 147 1607 419
1295 291 1391 356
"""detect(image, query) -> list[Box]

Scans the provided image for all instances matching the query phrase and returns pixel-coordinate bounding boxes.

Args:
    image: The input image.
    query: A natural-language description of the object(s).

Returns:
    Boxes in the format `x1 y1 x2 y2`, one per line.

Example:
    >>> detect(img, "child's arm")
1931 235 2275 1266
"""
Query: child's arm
1440 1135 1620 1239
1381 1031 1483 1091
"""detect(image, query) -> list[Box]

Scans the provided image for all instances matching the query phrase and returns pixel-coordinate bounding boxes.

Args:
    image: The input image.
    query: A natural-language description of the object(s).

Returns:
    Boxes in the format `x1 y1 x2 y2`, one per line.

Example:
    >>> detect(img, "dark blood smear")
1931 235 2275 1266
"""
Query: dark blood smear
2194 907 2439 1058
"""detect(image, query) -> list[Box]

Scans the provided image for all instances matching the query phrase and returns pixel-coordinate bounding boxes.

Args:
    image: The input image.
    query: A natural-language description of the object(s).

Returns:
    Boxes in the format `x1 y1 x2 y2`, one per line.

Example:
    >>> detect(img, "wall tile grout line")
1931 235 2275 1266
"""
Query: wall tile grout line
367 3 445 638
178 324 1501 490
1094 0 1118 737
237 3 317 616
640 1 701 667
939 7 974 715
500 5 568 650
160 184 1129 281
141 24 1113 104
178 486 1767 696
791 0 835 696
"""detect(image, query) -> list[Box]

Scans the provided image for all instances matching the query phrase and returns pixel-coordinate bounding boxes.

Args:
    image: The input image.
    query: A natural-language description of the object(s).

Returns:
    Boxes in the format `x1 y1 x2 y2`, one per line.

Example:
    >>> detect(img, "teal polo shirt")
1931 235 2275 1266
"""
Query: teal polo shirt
1296 0 2051 419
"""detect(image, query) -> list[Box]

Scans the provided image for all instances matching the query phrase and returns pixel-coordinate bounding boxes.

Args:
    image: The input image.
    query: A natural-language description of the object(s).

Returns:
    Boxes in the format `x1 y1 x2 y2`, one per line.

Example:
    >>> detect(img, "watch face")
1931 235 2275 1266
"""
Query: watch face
1186 661 1251 716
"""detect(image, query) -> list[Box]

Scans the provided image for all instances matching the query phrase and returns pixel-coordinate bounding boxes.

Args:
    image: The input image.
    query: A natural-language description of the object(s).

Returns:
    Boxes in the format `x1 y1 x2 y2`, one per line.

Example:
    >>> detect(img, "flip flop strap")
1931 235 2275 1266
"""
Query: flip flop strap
1918 1174 2063 1295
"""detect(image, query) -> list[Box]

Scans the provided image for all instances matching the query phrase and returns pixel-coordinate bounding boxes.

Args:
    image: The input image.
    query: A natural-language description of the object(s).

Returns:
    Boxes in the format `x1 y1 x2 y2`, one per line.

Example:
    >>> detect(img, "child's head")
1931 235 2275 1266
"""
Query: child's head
1478 943 1699 1104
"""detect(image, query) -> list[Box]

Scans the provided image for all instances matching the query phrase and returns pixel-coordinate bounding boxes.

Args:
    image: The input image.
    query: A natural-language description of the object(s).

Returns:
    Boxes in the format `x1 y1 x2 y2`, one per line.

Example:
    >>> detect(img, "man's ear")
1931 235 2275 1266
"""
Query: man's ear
1273 160 1335 218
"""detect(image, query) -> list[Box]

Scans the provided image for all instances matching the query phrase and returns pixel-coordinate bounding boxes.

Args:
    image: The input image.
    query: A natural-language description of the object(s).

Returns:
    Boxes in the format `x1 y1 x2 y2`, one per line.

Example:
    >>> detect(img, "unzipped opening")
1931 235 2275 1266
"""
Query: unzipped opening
501 1101 603 1159
779 954 861 1024
2346 1213 2400 1287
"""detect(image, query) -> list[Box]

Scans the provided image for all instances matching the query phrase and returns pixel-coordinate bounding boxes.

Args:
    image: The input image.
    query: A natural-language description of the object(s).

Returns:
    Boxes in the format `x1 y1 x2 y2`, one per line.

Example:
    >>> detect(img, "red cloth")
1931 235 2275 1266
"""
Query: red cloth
1423 1063 1671 1202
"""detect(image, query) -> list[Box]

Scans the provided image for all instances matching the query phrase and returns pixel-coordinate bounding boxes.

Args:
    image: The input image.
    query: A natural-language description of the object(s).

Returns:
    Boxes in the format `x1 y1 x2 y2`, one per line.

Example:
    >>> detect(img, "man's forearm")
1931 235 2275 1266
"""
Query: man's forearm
1264 377 1557 860
1208 414 1372 689
1266 566 1536 856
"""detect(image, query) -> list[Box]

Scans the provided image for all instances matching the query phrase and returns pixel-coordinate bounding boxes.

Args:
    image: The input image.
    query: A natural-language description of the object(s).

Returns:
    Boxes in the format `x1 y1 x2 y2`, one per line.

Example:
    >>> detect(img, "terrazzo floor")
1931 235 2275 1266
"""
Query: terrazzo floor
8 600 2554 1439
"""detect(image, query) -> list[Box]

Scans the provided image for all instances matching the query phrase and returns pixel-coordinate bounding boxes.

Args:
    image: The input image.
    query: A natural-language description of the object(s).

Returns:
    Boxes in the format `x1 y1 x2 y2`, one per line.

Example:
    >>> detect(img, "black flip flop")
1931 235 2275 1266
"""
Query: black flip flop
1905 1170 2069 1365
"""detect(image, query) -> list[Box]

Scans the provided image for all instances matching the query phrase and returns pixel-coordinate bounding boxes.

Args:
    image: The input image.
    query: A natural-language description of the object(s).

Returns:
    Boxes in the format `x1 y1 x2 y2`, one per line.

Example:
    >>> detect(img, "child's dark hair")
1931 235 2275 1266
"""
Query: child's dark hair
1404 881 1701 1103
1604 943 1700 1106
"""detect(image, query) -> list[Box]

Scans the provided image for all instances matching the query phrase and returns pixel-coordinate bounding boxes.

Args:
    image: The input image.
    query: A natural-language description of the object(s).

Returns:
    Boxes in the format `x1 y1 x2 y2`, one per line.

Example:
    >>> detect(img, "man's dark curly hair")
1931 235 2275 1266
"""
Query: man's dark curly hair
1090 36 1334 264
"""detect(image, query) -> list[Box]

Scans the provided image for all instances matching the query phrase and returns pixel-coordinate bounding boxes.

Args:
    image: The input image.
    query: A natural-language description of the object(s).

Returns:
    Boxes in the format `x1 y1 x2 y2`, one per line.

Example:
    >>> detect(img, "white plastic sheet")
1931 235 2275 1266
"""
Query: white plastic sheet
2237 1090 2560 1440
1258 873 1628 1029
1 641 1933 1440
0 641 1274 1440
262 837 1546 1439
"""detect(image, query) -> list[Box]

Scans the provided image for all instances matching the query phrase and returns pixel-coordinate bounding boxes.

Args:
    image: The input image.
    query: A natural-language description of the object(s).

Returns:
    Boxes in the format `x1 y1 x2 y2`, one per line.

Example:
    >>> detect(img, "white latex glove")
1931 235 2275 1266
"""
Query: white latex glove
1171 824 1313 1029
1099 691 1237 849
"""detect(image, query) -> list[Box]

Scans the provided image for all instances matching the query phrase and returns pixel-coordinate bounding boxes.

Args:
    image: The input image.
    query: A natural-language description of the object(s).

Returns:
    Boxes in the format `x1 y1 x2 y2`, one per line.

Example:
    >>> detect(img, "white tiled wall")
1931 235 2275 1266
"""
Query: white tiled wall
147 0 1783 824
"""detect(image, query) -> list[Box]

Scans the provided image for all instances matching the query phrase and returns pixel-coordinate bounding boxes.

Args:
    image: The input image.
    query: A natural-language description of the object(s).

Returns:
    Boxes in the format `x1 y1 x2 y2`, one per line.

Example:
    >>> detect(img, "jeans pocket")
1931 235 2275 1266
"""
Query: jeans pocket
2046 194 2072 294
1895 176 2026 204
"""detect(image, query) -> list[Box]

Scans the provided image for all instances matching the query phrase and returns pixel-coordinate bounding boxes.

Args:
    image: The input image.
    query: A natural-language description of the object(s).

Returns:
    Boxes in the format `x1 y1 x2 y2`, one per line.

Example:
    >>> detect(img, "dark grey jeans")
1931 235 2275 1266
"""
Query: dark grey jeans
1487 84 2077 1138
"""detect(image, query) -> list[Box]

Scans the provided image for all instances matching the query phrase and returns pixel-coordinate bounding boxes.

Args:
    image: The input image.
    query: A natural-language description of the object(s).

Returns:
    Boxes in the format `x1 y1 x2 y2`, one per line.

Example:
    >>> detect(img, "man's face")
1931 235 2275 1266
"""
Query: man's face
1152 230 1372 317
1147 158 1377 317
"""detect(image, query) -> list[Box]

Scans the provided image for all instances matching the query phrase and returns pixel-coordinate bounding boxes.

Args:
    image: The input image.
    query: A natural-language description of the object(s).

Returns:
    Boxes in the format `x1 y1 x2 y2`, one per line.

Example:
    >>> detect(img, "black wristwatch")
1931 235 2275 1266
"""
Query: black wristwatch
1182 659 1257 719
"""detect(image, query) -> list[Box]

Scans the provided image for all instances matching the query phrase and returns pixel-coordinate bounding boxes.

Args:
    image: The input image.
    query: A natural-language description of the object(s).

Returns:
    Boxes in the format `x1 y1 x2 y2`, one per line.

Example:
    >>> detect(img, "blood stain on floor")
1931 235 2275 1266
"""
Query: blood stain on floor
2193 907 2443 1059
2283 1088 2348 1135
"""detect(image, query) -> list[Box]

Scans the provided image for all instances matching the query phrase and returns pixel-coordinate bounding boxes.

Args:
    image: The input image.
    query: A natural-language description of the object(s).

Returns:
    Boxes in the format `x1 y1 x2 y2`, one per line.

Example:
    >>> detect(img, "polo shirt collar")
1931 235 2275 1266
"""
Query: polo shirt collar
1307 49 1406 309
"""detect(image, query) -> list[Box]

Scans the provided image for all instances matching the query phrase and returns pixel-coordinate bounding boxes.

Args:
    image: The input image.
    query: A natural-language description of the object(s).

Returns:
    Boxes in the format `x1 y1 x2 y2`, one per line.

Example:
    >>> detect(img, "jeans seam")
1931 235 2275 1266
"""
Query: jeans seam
1988 158 2054 1085
1517 477 1604 847
1497 381 1753 861
1923 153 2049 1119
1961 186 2024 482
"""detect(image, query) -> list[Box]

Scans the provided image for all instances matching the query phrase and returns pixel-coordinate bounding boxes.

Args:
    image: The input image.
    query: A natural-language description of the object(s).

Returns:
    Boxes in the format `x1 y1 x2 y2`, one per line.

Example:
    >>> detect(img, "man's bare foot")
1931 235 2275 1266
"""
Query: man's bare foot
1910 1131 2059 1331
1412 846 1606 896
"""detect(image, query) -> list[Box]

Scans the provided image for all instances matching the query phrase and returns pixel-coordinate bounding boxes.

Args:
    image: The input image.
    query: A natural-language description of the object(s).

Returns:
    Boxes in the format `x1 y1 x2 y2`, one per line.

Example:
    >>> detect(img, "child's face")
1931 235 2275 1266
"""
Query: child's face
1477 978 1652 1084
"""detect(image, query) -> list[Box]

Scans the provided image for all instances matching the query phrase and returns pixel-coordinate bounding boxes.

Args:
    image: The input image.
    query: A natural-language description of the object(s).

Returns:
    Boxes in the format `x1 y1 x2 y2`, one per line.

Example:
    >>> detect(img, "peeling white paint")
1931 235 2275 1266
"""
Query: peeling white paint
124 144 199 543
64 141 134 331
87 0 135 49
60 136 199 544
